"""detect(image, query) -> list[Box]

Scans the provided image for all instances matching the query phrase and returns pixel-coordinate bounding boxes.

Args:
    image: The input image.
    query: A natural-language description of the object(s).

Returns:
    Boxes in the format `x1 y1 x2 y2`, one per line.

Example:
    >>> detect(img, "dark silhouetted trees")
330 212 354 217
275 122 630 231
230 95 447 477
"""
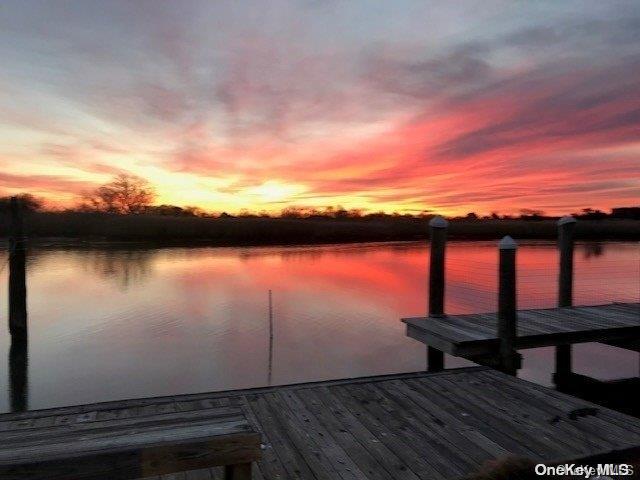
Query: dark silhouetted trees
0 194 44 212
81 174 156 214
519 209 546 220
577 208 608 220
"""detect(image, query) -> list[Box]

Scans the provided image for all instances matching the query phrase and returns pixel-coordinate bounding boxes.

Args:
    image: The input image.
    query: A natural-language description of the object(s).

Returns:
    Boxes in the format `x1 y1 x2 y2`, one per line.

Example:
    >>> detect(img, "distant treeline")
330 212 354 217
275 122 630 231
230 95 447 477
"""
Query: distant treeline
1 192 638 222
0 211 638 245
0 172 638 244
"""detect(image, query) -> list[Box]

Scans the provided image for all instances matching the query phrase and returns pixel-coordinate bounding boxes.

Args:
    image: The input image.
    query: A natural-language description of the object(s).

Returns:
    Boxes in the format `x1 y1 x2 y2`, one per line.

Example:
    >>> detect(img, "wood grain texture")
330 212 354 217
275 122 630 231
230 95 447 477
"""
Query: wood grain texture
3 367 640 479
0 405 261 480
403 302 640 356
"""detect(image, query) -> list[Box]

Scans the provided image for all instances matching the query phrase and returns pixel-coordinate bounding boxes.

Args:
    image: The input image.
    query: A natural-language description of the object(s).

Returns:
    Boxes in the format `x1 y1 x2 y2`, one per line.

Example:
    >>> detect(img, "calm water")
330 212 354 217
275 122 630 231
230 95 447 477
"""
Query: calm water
0 240 638 413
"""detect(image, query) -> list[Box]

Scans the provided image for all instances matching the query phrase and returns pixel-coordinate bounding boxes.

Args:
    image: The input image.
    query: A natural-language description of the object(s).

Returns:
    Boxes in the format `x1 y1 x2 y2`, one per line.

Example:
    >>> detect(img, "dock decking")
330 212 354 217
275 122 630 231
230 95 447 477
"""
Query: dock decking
403 303 640 357
3 367 640 480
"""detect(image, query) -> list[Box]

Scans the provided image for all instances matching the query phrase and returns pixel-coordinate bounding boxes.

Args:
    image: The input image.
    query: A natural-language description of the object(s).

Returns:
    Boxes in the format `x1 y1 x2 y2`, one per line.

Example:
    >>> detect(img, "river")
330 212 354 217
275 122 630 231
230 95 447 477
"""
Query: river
0 240 637 413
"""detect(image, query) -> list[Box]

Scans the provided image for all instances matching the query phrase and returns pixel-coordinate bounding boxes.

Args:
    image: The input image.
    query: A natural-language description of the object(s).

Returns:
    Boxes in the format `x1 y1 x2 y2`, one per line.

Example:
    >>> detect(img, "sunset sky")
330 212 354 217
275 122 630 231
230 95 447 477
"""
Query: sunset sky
1 1 639 215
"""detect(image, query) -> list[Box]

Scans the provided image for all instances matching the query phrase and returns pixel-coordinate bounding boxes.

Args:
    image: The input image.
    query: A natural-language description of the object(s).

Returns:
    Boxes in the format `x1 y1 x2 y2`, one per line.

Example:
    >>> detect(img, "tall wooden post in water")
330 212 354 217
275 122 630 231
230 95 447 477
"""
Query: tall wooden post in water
427 216 448 372
9 197 27 339
8 196 28 411
558 216 577 308
498 236 518 375
556 216 576 379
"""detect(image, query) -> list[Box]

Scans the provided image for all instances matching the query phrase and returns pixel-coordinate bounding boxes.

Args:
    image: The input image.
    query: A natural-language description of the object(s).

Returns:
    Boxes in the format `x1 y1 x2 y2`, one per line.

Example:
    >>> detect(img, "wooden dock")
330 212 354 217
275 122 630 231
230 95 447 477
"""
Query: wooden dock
3 367 640 480
403 303 640 357
3 204 639 479
409 216 640 375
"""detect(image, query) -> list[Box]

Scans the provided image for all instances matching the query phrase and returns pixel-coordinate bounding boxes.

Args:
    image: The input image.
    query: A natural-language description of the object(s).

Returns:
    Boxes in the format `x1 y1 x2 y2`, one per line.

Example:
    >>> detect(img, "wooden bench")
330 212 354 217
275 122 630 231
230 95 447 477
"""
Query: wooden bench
0 404 262 480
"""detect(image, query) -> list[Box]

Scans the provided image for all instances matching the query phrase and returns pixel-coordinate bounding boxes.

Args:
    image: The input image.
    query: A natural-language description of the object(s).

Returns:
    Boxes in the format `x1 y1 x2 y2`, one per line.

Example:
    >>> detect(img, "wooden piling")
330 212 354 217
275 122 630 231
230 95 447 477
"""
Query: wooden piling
555 342 572 380
556 216 577 379
498 236 518 374
427 216 447 371
268 289 273 386
558 216 577 307
8 197 27 339
428 216 447 316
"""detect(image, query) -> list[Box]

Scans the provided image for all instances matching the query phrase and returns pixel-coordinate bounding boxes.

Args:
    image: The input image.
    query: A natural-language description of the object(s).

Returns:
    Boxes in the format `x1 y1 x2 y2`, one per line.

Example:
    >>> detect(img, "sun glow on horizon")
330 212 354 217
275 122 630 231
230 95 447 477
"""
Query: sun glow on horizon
245 180 307 204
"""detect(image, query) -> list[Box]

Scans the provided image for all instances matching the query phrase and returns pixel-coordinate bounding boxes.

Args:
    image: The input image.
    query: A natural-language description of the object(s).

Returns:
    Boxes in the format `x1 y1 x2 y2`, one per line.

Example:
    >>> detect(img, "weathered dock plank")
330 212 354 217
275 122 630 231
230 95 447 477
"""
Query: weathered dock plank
3 367 640 479
403 302 640 356
0 404 261 479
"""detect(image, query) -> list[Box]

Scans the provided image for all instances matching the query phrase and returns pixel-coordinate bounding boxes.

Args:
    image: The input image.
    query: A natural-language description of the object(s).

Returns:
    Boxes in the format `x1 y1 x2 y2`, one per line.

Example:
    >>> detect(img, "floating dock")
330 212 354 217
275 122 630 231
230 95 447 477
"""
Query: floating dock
403 303 640 357
407 216 640 375
3 367 640 479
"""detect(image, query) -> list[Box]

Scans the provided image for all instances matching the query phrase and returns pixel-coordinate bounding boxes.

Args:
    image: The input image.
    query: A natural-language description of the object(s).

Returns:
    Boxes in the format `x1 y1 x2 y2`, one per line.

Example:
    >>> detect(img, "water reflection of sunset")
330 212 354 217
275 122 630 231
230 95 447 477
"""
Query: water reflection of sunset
0 241 637 412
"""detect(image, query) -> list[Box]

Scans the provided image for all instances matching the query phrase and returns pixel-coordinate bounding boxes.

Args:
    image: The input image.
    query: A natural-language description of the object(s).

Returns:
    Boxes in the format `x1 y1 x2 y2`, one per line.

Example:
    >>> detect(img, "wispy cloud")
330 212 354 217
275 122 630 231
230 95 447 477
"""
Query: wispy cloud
0 0 638 213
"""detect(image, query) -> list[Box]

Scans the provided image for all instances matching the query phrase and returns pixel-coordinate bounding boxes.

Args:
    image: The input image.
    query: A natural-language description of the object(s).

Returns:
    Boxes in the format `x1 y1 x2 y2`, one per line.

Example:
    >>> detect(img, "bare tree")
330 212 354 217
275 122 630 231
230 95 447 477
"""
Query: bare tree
81 174 156 214
519 208 546 220
0 193 44 212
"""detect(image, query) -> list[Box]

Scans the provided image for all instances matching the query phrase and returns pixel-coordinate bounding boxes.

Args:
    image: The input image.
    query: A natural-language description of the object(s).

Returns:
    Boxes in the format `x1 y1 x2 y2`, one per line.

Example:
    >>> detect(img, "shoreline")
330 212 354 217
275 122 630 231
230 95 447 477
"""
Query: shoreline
1 214 638 248
0 235 637 251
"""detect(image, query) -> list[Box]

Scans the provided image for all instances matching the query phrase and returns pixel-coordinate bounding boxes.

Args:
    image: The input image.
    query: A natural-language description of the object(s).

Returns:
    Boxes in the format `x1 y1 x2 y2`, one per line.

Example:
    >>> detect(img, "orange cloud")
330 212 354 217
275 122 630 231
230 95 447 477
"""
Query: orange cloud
2 2 639 214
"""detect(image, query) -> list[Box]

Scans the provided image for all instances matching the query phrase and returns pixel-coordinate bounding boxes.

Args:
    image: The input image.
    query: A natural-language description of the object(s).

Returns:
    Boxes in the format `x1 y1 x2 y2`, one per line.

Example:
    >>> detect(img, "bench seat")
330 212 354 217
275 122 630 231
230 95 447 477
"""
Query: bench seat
0 404 261 480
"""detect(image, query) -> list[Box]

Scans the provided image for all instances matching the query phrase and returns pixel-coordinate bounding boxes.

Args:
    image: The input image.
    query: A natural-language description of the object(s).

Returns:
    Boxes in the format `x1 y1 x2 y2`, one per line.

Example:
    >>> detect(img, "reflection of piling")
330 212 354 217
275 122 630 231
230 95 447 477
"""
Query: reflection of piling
9 197 27 340
9 338 28 412
427 216 447 372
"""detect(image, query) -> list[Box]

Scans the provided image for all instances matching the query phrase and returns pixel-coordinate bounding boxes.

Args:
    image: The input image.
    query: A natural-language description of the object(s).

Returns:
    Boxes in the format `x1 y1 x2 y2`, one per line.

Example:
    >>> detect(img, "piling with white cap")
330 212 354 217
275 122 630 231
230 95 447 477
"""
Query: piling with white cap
428 216 448 317
557 216 577 307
